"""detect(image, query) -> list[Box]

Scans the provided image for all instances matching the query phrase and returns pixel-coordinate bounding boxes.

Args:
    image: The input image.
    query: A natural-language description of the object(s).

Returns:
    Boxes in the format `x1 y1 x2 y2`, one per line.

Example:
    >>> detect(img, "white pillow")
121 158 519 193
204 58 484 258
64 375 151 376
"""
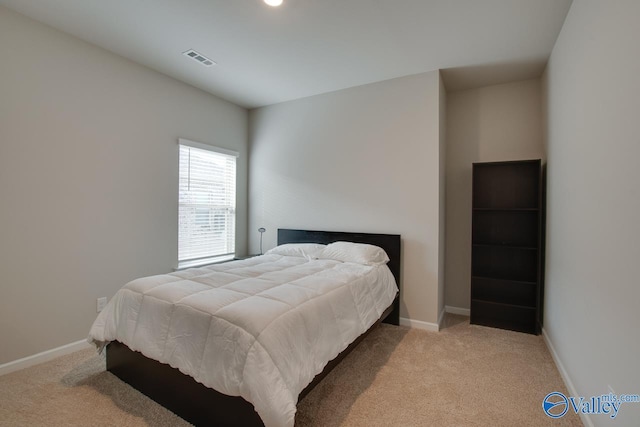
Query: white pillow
319 241 390 266
265 243 326 259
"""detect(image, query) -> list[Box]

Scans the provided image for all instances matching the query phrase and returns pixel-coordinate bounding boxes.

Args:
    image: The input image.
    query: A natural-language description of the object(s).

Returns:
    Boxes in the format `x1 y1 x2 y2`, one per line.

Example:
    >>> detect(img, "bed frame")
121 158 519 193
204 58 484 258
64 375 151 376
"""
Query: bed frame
106 229 401 426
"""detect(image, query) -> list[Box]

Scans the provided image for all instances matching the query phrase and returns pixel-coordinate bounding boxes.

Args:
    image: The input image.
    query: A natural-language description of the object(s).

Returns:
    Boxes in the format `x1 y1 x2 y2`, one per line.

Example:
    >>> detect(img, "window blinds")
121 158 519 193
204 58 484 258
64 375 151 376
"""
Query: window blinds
178 142 237 265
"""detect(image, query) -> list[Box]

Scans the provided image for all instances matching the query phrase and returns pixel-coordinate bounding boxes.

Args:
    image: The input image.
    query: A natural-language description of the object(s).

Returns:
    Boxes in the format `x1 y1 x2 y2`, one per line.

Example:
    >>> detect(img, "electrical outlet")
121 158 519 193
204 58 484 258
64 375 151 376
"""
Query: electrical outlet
97 297 107 313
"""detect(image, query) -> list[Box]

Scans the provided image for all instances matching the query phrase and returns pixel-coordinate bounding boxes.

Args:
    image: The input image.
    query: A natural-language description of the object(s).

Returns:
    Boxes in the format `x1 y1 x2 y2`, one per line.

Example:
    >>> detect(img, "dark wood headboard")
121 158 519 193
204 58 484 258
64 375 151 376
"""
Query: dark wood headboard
277 228 401 325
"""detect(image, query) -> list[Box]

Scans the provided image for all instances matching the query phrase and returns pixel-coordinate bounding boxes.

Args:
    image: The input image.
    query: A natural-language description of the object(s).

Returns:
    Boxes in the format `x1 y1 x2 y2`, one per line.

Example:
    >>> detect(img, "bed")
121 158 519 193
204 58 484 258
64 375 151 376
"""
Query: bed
89 229 401 426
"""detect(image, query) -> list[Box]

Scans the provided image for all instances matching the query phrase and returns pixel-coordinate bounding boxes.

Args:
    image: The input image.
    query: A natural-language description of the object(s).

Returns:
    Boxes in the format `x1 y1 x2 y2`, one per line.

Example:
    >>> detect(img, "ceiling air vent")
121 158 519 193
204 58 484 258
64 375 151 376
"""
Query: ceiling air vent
183 49 216 67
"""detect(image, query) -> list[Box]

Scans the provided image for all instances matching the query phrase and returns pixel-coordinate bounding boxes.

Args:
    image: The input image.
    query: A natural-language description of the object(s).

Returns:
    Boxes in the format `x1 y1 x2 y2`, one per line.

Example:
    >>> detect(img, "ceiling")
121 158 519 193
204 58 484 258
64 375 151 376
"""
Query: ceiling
0 0 572 109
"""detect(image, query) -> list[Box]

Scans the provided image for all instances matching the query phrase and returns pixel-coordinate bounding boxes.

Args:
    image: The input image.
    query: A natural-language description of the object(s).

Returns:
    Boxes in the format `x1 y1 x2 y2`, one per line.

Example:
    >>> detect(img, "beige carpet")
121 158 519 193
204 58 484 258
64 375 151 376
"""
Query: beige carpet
0 315 582 426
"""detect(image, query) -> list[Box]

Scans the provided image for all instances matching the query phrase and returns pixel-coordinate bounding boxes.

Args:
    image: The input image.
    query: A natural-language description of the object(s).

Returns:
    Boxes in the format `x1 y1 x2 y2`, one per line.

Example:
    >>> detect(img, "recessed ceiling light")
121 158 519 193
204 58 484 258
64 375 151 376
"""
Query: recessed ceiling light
264 0 283 6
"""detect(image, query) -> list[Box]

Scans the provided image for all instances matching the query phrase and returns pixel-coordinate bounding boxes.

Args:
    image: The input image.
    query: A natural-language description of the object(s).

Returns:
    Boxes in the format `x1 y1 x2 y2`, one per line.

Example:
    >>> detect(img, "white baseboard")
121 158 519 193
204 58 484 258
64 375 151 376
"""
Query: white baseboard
445 305 470 316
437 308 445 330
400 317 440 332
0 339 92 377
542 328 594 427
400 306 463 332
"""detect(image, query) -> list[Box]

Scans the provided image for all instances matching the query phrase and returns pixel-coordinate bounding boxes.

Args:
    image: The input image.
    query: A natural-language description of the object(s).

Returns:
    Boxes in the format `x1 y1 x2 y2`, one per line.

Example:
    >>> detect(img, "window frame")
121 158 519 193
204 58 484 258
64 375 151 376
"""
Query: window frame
177 138 238 269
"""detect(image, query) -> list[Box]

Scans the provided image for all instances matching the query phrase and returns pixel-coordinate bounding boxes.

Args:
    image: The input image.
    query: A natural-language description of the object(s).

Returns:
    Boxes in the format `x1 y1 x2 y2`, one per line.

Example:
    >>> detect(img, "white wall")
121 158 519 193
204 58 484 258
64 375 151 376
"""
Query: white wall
438 75 447 319
543 1 640 425
249 71 445 326
0 6 248 364
445 79 544 309
544 0 640 426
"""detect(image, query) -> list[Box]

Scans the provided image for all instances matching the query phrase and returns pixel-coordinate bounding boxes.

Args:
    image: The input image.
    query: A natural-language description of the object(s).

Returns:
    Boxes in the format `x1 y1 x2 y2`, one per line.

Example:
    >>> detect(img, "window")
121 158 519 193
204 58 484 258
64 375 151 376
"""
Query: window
178 139 237 268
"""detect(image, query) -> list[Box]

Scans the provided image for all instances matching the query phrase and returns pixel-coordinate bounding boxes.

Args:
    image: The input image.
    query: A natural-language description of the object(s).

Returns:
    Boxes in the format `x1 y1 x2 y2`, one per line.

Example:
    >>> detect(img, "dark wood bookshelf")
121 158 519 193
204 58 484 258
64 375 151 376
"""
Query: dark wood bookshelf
470 159 544 334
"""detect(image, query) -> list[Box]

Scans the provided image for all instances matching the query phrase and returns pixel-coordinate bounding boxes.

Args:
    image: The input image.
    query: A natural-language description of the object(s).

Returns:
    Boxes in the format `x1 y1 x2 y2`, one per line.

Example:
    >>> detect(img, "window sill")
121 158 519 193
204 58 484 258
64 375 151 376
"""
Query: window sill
175 254 235 271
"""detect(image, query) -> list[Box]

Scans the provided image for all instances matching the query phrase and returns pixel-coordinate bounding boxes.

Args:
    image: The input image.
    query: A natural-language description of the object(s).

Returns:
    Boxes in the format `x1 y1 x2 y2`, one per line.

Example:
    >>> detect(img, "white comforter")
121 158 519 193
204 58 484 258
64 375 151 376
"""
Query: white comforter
88 254 398 427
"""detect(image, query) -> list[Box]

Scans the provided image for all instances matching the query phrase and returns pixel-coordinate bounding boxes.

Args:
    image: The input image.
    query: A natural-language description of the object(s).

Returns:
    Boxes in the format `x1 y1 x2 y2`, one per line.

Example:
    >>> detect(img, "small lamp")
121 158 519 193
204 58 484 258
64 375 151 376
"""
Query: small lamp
258 227 266 255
